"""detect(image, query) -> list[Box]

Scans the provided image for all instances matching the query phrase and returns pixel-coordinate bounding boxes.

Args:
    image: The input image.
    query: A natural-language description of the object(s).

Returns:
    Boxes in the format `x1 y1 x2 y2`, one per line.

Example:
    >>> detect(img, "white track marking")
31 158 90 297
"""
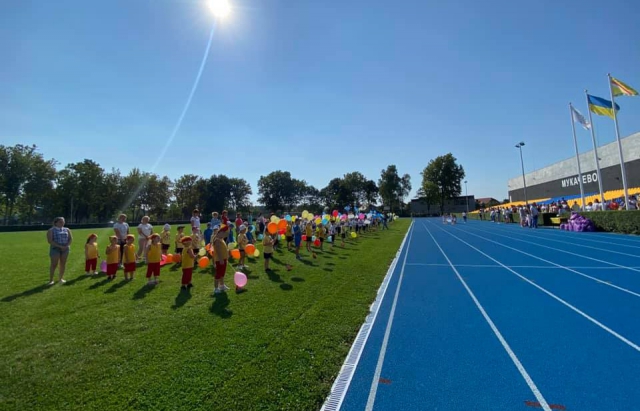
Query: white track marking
422 222 552 411
426 221 640 353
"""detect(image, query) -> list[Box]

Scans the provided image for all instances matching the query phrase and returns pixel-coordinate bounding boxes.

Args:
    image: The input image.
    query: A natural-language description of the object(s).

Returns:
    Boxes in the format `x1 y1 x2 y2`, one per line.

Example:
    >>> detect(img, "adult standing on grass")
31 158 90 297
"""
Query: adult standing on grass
47 217 73 285
113 214 129 268
136 216 153 262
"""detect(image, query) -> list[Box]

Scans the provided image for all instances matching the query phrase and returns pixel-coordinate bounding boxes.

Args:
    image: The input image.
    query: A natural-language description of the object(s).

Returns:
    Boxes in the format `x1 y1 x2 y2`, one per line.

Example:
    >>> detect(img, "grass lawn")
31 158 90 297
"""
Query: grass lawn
0 219 409 411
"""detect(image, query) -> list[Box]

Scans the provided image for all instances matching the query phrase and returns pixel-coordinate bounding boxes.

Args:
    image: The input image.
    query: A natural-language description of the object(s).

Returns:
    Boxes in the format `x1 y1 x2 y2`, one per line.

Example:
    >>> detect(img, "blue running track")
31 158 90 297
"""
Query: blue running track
322 218 640 411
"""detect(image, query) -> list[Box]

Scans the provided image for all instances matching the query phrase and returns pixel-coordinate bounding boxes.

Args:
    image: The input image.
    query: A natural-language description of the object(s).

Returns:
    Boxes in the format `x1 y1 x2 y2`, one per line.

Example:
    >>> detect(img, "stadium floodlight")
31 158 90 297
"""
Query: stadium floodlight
515 142 528 205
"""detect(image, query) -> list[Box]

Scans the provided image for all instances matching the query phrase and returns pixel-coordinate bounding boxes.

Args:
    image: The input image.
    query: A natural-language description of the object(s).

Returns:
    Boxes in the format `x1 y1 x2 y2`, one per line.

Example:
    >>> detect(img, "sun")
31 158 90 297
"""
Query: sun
208 0 231 18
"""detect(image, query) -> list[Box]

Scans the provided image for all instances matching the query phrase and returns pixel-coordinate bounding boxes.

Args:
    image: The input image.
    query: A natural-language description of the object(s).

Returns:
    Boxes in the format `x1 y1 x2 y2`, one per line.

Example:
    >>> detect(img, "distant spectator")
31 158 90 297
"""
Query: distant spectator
190 209 201 234
47 217 73 285
137 216 153 262
113 214 130 268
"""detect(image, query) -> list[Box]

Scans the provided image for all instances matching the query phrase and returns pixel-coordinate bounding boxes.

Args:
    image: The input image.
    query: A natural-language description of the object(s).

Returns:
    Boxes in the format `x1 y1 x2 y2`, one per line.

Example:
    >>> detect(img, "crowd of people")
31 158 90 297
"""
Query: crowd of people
46 209 394 295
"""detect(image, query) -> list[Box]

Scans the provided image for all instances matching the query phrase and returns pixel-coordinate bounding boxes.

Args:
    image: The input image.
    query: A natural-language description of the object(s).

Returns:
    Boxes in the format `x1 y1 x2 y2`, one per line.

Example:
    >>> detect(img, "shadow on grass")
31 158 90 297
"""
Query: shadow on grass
64 274 90 287
247 274 260 280
210 292 232 318
169 264 181 272
104 279 129 294
337 256 347 260
1 283 51 302
89 277 111 290
266 269 283 283
290 277 305 282
322 268 333 272
171 289 192 310
280 283 293 291
132 282 157 300
299 259 315 267
326 262 335 266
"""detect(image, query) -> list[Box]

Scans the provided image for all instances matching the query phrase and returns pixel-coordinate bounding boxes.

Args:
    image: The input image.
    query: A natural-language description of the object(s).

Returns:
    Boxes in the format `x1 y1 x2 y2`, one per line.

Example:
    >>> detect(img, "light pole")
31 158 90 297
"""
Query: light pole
515 142 528 205
464 180 469 213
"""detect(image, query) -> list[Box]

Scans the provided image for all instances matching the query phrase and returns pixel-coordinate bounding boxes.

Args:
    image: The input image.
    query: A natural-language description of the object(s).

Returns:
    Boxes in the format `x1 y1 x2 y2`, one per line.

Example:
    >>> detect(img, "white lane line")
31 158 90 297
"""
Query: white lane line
406 263 639 269
422 222 552 411
364 220 416 411
486 225 640 259
453 225 640 299
464 224 640 273
321 220 414 411
426 220 640 353
513 228 640 250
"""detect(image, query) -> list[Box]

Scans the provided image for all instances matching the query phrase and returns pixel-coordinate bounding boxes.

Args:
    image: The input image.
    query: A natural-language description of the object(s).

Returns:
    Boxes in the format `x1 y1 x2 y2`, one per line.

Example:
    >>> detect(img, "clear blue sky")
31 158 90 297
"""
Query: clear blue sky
2 0 640 202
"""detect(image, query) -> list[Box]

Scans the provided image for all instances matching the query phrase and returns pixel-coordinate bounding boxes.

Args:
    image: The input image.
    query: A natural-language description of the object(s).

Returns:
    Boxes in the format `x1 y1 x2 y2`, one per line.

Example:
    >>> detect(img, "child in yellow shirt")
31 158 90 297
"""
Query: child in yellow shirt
161 224 171 255
237 225 248 269
123 234 136 281
180 236 196 290
263 231 274 271
213 225 230 294
145 233 162 285
285 222 293 251
85 234 99 276
105 236 120 280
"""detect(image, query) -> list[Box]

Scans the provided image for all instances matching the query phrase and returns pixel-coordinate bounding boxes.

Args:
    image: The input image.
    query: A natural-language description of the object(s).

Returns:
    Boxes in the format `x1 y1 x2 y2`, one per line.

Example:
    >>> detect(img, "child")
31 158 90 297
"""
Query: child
263 229 274 271
327 222 336 250
175 226 185 263
340 221 346 247
204 223 213 246
285 222 294 251
213 225 230 294
105 236 120 280
293 219 302 260
85 234 99 276
192 231 201 268
161 224 171 255
145 233 162 285
316 223 326 251
246 224 255 245
305 221 313 252
237 225 248 269
123 234 137 280
180 236 195 290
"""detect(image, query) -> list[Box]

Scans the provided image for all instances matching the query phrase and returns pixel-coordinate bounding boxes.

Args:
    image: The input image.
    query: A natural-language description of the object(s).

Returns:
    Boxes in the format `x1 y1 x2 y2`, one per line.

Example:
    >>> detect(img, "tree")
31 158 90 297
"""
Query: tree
257 171 298 212
363 180 379 207
98 169 125 222
121 168 150 221
379 165 410 212
174 174 202 219
228 178 252 212
54 160 105 223
144 175 172 220
0 144 38 224
417 180 440 215
201 175 231 214
420 153 466 214
22 155 57 224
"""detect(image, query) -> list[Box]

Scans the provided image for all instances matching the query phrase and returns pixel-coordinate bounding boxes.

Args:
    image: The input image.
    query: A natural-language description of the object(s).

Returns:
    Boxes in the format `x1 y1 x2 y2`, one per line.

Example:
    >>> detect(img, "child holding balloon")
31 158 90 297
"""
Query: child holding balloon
237 225 248 269
180 236 195 290
123 234 137 281
213 225 230 294
263 229 274 271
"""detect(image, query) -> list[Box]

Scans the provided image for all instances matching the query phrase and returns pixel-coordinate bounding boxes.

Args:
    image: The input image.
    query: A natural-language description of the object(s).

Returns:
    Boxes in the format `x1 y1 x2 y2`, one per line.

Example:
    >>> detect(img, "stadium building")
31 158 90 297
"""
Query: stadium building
508 132 640 203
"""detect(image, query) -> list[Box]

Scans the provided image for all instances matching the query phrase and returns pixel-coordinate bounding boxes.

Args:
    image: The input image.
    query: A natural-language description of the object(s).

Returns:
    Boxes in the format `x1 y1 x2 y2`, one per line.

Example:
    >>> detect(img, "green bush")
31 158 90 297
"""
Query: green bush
580 210 640 235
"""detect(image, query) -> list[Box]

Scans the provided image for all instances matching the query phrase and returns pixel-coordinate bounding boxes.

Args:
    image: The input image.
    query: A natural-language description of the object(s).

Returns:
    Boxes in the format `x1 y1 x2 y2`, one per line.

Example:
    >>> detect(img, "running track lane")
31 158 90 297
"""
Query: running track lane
330 218 640 411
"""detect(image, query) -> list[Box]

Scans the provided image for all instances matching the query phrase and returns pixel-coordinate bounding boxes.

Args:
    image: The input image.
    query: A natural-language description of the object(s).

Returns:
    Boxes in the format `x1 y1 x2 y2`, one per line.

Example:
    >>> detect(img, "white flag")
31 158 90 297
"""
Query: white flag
571 106 591 130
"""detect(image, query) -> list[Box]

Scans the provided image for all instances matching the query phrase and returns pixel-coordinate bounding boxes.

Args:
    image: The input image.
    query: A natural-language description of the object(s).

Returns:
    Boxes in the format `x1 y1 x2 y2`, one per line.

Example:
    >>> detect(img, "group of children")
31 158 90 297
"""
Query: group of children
82 211 391 295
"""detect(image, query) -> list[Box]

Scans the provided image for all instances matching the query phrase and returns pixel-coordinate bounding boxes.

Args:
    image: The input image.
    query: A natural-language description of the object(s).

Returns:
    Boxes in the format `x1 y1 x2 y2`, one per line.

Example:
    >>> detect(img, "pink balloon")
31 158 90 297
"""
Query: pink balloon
234 271 247 288
358 213 365 220
100 260 107 273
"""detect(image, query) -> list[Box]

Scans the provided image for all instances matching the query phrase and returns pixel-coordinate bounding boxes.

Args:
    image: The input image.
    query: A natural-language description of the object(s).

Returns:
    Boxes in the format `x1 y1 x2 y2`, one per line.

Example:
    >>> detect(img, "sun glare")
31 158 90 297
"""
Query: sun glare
208 0 231 18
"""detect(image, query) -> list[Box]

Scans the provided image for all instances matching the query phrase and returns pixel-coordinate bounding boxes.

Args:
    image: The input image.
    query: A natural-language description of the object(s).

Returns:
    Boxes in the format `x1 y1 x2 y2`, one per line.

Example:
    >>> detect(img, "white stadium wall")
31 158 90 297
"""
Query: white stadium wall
508 132 640 202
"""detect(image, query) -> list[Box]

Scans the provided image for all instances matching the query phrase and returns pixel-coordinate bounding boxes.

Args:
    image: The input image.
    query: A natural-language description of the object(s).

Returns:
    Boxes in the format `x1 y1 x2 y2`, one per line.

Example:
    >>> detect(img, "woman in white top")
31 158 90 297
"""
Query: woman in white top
137 216 153 262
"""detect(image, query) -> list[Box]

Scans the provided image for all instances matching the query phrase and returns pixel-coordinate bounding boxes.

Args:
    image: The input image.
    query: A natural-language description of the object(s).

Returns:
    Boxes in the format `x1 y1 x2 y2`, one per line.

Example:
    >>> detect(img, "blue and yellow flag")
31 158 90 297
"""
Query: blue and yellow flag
587 94 620 119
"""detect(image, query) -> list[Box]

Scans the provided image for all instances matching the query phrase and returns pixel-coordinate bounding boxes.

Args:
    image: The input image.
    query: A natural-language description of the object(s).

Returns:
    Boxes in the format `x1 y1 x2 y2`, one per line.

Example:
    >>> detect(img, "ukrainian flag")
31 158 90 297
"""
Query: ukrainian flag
587 94 620 119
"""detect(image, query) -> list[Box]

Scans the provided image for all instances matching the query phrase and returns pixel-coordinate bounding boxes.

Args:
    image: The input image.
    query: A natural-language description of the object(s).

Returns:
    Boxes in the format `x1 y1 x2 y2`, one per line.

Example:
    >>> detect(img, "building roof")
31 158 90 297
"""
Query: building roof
475 197 498 204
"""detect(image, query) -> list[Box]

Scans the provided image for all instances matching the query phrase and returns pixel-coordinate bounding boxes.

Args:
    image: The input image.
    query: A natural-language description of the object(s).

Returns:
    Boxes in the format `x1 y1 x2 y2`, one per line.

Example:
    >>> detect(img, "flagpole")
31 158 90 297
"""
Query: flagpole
569 103 586 210
585 90 606 207
608 73 630 210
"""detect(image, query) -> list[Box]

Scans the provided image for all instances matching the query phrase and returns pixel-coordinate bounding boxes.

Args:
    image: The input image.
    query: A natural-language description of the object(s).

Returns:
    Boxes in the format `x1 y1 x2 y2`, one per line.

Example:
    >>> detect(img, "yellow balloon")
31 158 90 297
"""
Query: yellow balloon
351 232 357 238
292 215 297 222
253 249 260 257
228 242 237 250
270 215 278 223
315 218 321 225
280 234 285 240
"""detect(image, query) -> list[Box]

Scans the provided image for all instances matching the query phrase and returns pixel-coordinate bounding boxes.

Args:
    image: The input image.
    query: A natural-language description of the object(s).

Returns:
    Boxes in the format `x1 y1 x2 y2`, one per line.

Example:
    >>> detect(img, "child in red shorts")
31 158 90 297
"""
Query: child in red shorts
145 233 162 285
213 225 229 294
180 236 196 290
123 234 137 281
105 236 120 280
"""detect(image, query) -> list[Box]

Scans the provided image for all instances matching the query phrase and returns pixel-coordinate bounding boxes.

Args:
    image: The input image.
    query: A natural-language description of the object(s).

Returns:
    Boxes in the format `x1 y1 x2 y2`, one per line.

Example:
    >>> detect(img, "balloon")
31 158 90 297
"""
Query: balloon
165 254 174 263
245 244 256 255
228 242 237 250
173 253 181 263
285 215 292 222
315 218 322 225
291 215 297 222
312 236 317 241
281 234 286 240
351 232 357 238
253 249 260 257
322 218 328 225
267 222 278 234
358 213 365 220
250 225 255 232
327 236 332 243
341 215 347 221
302 210 309 218
258 234 264 240
302 235 307 241
270 215 278 223
198 248 207 257
205 244 211 251
278 220 287 231
332 210 338 217
100 260 107 273
234 271 248 288
314 239 321 247
198 256 210 268
230 249 241 259
348 213 355 219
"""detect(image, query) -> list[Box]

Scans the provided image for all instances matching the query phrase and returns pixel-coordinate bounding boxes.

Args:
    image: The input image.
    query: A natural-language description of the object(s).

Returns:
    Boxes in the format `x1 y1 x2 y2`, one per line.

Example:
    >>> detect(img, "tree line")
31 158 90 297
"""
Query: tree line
0 144 412 225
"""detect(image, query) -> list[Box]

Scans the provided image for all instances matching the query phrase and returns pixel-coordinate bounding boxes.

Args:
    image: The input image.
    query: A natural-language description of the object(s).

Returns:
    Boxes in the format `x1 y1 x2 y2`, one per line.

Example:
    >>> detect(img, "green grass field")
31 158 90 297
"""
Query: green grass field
0 220 409 410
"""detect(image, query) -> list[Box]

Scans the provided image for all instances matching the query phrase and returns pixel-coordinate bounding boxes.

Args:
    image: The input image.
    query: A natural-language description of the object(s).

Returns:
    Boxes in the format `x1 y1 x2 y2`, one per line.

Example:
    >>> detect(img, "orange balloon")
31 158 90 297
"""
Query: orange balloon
198 256 210 268
205 244 211 251
277 219 287 231
245 244 256 255
165 254 173 263
172 253 182 263
230 249 241 259
267 222 278 234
